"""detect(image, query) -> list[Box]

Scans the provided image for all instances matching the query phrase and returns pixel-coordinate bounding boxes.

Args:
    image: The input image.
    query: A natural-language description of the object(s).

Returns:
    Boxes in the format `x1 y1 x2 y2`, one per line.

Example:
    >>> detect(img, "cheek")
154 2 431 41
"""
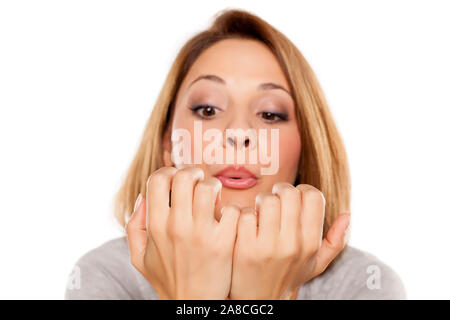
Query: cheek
278 129 301 179
169 115 195 168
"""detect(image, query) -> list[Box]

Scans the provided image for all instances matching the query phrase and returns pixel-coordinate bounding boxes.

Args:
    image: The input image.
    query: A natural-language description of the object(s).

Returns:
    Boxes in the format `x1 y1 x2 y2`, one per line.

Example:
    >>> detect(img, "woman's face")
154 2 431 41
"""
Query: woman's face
163 38 301 220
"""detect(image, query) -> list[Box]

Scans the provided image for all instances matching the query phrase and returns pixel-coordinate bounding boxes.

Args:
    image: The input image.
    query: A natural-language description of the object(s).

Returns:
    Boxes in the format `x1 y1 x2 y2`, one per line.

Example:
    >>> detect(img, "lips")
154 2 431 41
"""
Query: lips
214 166 258 189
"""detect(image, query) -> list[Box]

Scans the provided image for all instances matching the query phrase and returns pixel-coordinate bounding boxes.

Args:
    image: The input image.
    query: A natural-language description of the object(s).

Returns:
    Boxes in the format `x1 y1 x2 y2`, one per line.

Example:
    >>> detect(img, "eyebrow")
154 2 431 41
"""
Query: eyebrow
188 74 293 98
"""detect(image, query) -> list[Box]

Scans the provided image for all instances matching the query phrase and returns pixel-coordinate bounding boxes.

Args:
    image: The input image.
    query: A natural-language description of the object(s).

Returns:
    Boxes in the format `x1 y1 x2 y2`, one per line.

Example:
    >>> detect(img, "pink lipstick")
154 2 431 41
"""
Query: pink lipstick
214 166 258 189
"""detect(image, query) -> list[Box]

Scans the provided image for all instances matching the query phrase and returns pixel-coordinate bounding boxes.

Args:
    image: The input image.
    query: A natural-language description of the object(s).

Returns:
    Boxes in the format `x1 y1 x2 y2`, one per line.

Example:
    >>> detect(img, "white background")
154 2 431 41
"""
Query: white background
1 0 449 299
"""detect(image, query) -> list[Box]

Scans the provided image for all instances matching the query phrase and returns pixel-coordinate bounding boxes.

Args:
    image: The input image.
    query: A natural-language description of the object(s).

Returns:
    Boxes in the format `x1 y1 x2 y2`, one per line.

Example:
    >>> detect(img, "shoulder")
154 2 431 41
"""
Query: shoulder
64 236 158 300
298 245 406 299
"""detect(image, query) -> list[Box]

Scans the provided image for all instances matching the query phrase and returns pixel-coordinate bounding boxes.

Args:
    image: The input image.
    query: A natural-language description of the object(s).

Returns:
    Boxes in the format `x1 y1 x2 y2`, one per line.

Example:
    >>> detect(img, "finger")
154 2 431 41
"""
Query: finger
146 166 177 231
218 202 241 244
236 207 257 245
170 166 204 221
272 182 301 240
295 184 326 254
126 194 147 269
312 212 350 277
255 192 281 242
193 177 222 226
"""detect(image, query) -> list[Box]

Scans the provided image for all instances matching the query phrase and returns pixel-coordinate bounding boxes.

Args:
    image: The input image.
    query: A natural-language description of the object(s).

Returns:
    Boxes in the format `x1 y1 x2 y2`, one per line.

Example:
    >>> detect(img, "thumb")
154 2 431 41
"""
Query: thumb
125 194 148 270
312 212 350 277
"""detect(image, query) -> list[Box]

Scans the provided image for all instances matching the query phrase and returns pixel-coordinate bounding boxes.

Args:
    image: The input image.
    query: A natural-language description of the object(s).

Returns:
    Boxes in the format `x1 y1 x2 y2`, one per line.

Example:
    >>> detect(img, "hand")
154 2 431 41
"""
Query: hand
126 166 240 299
229 182 350 300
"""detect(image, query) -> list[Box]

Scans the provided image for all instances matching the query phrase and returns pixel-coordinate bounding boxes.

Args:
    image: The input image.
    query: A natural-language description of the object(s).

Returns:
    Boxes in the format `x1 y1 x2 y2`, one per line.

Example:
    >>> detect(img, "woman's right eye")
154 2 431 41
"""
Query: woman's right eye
189 104 219 119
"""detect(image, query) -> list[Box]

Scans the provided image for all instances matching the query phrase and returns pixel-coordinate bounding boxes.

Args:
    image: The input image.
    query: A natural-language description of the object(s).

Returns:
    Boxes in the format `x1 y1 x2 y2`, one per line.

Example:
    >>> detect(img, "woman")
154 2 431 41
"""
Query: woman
65 8 406 299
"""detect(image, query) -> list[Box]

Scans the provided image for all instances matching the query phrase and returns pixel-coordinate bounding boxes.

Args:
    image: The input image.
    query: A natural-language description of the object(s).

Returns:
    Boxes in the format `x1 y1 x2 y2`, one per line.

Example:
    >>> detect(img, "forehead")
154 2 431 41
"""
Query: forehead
180 38 290 93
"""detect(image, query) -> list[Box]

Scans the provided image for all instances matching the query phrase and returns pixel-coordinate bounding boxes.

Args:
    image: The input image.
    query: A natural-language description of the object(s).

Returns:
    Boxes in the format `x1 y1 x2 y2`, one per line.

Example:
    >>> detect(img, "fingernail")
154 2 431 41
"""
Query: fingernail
133 193 142 212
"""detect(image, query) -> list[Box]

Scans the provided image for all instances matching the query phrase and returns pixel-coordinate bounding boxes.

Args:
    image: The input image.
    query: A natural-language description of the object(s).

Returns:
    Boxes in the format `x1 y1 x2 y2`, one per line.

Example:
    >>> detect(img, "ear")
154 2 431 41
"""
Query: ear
162 126 174 167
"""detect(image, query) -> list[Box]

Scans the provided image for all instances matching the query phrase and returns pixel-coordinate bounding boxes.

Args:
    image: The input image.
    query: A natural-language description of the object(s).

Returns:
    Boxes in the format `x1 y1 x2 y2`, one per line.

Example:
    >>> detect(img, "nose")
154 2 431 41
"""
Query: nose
226 136 250 148
223 127 257 151
222 112 257 151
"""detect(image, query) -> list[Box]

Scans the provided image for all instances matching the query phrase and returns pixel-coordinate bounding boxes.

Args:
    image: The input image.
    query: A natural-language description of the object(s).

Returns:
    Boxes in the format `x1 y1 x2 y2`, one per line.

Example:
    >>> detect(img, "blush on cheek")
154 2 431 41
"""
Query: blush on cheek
278 132 301 180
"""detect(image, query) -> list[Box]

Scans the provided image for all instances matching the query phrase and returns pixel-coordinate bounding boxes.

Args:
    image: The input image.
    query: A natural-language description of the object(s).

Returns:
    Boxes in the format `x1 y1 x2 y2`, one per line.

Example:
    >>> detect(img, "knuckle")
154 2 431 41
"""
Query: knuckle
158 166 178 175
168 222 188 242
206 176 222 187
209 243 225 258
275 183 300 206
196 177 220 195
222 203 240 216
256 243 276 262
189 166 205 177
259 251 274 264
152 166 177 178
238 210 256 228
273 181 298 196
194 181 210 196
245 252 259 265
192 234 203 246
192 230 208 246
329 236 345 250
301 186 326 207
176 166 204 183
173 169 193 185
170 230 185 242
258 192 280 208
149 168 173 187
280 243 300 260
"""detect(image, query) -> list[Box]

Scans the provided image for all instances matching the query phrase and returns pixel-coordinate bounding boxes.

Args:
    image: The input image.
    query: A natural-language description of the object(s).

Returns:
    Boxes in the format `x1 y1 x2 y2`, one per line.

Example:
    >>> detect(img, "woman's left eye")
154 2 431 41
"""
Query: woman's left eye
259 111 289 122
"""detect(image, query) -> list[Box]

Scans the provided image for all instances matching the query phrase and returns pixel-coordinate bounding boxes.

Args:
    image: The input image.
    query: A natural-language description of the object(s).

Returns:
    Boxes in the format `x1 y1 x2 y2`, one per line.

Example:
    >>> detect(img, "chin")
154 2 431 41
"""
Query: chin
221 188 259 208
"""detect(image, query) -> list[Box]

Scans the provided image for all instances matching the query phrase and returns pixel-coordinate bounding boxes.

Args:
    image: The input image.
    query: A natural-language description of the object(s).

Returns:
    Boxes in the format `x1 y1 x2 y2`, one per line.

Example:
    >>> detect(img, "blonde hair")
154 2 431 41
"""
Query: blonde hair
114 8 351 237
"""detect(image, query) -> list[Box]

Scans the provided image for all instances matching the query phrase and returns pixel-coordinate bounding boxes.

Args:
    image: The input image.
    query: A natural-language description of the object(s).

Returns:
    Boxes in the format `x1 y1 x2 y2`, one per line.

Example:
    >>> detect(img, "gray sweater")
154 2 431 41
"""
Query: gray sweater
64 236 406 299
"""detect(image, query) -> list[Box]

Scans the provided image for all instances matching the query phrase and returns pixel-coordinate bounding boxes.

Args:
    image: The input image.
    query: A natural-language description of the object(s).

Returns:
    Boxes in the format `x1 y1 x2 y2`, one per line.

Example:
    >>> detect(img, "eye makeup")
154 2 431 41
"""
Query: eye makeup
254 95 292 123
257 111 289 122
185 83 294 124
188 103 221 120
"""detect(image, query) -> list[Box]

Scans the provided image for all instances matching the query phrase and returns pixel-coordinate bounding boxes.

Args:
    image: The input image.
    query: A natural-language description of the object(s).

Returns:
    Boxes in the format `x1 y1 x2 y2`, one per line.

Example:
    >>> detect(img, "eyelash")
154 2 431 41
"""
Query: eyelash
189 104 289 123
189 104 219 119
257 111 289 123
